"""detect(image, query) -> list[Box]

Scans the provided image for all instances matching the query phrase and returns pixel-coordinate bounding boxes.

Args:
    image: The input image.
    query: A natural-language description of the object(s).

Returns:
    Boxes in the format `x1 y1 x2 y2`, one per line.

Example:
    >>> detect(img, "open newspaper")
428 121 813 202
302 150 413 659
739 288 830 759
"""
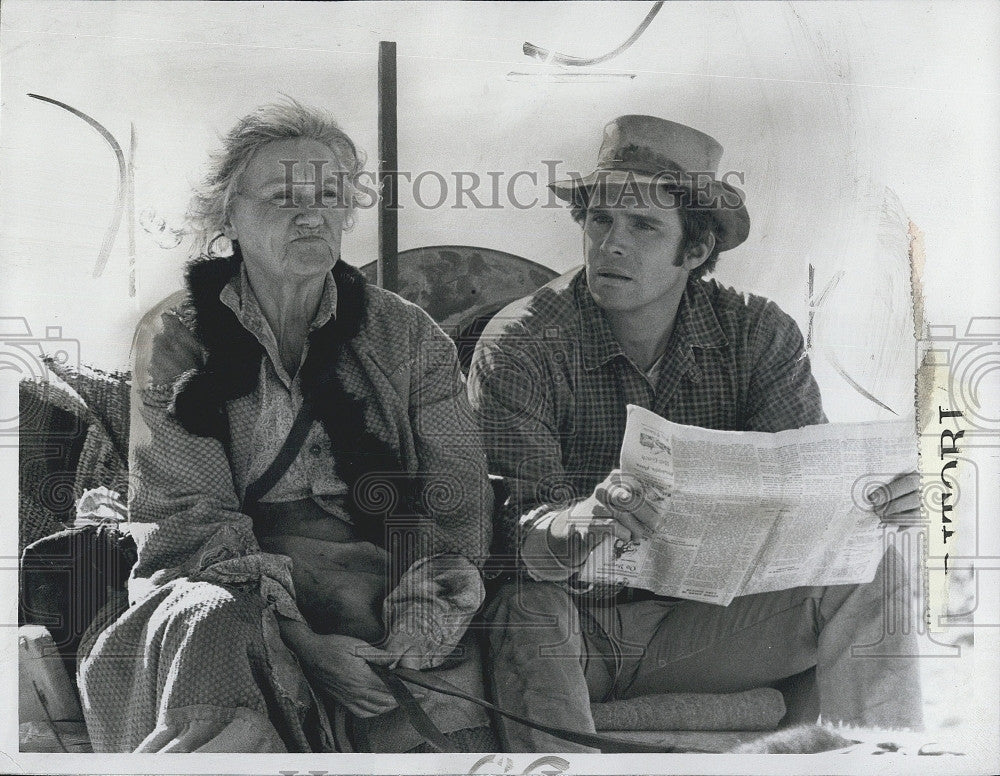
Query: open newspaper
577 405 917 606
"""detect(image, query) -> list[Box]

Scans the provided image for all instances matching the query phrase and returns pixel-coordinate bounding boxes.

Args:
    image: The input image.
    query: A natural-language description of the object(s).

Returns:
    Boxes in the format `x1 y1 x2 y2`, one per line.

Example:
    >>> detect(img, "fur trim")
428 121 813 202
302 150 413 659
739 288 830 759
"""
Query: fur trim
168 368 229 440
171 248 414 548
171 251 259 438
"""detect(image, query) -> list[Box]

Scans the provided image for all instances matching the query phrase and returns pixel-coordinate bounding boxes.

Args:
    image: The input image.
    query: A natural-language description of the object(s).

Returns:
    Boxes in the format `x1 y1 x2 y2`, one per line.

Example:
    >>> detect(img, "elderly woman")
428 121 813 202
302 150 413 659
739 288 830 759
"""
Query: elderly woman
77 101 492 752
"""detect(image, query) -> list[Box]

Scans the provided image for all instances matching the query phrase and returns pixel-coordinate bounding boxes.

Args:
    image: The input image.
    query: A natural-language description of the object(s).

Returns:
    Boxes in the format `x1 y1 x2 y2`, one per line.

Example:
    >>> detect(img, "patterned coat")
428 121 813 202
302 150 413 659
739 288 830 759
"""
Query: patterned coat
78 258 493 752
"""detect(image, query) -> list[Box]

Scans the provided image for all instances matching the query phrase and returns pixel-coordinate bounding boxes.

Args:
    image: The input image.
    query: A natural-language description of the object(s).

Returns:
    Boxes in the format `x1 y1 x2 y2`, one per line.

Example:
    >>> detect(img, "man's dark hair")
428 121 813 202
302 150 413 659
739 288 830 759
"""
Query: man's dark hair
569 185 723 277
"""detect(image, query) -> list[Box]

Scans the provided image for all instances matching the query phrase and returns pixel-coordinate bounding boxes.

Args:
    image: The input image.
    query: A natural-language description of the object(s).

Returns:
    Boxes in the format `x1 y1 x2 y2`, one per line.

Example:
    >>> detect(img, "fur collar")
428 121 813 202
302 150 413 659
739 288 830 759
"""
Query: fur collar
170 248 410 544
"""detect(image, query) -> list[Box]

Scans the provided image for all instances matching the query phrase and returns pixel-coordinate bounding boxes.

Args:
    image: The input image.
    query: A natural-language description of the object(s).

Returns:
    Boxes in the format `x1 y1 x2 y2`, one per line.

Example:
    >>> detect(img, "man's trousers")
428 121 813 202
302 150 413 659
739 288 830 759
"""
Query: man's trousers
483 548 923 752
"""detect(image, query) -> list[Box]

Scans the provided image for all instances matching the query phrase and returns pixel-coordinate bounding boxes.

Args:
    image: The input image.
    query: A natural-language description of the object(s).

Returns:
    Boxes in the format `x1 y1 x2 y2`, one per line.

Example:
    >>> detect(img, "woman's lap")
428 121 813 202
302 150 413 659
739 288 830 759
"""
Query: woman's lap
78 579 317 752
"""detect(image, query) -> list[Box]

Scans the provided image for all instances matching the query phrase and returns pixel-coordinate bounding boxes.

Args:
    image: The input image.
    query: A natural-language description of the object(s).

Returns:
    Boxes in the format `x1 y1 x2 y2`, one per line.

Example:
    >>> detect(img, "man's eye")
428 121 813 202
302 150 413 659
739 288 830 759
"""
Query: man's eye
590 212 612 224
270 192 292 204
635 221 657 231
322 189 340 203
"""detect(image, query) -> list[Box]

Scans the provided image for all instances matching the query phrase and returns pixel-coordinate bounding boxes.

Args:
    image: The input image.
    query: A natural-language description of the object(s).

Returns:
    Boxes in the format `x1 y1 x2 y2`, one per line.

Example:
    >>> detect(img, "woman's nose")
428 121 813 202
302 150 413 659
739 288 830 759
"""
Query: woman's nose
294 208 324 227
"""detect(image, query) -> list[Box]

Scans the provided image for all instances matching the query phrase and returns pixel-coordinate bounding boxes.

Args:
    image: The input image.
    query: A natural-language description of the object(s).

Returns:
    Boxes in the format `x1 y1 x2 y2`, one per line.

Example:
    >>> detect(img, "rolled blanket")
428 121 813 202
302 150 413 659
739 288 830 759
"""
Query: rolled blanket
591 688 786 732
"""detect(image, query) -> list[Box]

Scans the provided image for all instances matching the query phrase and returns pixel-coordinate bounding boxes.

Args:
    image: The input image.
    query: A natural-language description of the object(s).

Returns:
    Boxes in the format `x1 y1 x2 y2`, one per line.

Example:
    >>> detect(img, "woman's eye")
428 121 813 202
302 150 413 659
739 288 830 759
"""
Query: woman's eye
590 212 612 224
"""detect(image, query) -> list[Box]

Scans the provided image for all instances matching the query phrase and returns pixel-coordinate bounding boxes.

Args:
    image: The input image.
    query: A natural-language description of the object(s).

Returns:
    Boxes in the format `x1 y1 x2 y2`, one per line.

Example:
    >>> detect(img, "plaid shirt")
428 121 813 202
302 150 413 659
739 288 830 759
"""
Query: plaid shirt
467 268 826 565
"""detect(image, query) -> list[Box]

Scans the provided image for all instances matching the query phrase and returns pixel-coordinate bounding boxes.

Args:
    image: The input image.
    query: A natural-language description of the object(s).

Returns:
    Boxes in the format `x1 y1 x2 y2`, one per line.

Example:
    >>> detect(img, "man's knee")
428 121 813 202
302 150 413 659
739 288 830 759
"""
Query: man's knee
482 578 595 675
818 545 914 625
484 578 575 622
481 579 588 656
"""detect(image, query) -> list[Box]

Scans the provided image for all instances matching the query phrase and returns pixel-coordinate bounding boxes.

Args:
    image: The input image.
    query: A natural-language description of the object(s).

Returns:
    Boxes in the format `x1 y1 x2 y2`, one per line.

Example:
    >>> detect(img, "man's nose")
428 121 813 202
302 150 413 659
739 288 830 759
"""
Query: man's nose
600 219 627 255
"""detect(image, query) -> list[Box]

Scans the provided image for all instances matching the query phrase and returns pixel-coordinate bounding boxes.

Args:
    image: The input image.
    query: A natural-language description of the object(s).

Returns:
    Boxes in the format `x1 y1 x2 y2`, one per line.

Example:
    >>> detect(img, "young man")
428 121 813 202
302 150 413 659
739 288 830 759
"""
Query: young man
467 115 922 752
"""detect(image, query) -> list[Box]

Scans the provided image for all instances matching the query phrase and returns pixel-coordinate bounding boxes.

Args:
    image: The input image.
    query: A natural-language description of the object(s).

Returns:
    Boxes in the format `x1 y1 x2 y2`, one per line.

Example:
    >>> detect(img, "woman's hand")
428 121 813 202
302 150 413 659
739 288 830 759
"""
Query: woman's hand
278 617 400 718
375 640 430 671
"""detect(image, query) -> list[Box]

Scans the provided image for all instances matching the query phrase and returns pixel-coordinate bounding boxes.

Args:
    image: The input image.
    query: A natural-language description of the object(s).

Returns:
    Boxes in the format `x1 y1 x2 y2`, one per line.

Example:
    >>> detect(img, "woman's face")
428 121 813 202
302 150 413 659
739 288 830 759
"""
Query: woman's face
224 137 351 283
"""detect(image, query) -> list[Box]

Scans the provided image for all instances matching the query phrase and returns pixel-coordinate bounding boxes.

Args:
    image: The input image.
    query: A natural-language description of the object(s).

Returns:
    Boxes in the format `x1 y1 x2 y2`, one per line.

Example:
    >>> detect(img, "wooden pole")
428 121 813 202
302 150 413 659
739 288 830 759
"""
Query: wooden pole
377 40 398 291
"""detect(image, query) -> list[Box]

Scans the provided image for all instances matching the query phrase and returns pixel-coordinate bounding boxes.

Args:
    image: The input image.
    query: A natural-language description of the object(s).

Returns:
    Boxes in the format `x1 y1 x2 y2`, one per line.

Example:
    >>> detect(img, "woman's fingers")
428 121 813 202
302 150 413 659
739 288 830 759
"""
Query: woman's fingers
869 473 921 528
596 476 642 511
347 698 396 717
355 692 399 716
357 643 395 666
864 473 922 531
302 633 406 716
318 675 398 716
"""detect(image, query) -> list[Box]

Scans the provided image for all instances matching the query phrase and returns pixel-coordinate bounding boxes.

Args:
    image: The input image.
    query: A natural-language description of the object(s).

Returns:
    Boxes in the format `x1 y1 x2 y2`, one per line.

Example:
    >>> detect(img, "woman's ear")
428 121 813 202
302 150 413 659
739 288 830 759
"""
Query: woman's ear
221 195 239 241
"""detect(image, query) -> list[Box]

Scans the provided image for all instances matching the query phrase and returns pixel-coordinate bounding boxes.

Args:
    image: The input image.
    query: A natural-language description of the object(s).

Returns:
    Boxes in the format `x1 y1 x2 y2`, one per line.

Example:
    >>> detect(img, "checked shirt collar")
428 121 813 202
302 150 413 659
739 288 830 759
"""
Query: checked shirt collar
573 269 729 375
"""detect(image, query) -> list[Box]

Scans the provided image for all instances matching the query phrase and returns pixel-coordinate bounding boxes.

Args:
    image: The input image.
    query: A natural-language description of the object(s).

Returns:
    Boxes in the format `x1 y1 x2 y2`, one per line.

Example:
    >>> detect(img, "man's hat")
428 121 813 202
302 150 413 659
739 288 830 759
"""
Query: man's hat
550 115 750 252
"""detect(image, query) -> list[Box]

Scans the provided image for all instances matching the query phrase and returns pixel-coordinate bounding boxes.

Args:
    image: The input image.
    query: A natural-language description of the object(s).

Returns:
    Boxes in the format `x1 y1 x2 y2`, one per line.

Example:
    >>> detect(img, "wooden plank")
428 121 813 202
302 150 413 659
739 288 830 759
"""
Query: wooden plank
377 40 398 291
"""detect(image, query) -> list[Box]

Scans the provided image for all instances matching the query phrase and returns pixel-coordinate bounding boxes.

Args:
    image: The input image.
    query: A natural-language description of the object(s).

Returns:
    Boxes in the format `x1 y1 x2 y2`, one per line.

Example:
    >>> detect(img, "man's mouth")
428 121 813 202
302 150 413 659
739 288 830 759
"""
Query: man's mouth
596 269 632 281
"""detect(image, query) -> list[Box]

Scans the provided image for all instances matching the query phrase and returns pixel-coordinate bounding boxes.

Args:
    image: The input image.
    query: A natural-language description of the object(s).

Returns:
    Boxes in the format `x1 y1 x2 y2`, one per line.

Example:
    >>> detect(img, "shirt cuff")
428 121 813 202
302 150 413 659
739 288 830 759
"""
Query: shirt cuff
519 507 586 582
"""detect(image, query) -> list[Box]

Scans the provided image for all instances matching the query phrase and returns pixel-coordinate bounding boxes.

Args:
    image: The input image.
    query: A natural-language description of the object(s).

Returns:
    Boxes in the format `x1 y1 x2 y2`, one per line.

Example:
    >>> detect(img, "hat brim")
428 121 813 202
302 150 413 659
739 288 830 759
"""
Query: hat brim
549 169 750 252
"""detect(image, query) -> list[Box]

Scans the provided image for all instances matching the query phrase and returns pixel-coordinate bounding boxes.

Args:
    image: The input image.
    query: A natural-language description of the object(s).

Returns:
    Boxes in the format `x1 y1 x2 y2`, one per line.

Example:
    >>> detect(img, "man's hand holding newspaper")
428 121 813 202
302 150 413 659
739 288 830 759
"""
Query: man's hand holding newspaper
545 471 660 567
568 405 919 605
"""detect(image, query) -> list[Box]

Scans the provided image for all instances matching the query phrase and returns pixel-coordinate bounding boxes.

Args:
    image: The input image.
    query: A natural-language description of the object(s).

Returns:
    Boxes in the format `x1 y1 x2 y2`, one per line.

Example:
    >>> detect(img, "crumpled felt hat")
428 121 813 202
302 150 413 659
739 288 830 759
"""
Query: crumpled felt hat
550 115 751 252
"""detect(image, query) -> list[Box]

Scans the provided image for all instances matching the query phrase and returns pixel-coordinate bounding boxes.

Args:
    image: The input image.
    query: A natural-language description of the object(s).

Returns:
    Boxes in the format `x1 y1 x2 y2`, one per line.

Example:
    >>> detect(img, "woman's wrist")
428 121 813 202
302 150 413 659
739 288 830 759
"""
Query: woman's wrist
276 613 314 647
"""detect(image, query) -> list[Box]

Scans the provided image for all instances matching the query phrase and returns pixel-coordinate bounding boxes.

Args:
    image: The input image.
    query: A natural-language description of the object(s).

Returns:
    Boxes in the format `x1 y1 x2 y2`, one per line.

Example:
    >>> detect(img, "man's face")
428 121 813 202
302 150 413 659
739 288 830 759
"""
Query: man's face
583 183 701 316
